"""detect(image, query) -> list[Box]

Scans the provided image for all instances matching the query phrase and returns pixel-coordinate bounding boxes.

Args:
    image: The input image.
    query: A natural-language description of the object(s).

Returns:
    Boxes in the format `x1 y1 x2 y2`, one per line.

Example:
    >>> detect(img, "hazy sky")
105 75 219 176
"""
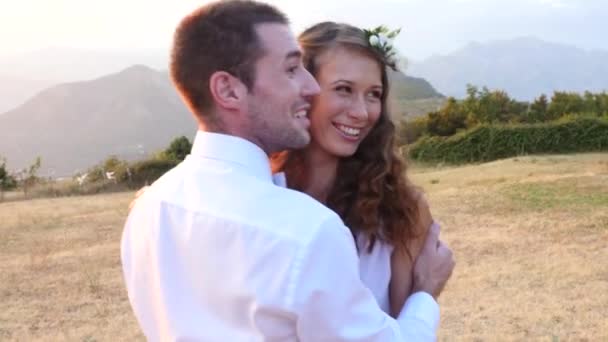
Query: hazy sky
1 0 607 60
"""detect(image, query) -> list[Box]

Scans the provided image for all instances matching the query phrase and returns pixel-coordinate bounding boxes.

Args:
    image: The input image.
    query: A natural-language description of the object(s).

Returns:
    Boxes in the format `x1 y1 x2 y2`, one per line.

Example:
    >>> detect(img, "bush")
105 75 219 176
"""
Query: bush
128 159 179 188
29 180 129 198
408 117 608 164
399 116 429 144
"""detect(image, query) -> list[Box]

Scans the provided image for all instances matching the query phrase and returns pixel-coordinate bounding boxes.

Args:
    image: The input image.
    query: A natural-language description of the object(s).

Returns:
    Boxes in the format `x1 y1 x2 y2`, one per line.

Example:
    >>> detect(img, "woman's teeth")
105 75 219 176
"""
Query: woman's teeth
336 124 361 137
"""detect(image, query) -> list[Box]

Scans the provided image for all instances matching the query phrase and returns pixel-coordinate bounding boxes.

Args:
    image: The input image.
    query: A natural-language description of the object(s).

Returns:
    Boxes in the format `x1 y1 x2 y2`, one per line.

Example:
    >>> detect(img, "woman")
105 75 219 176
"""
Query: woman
271 22 434 317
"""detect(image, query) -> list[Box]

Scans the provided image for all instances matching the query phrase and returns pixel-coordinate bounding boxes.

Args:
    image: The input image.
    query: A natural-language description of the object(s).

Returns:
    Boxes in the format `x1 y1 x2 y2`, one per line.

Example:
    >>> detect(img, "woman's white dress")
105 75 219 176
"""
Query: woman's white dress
356 233 394 314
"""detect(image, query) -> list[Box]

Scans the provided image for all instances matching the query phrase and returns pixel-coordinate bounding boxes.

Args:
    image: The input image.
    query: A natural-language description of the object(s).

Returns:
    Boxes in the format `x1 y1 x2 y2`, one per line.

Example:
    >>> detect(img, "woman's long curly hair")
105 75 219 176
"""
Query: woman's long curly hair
271 22 422 255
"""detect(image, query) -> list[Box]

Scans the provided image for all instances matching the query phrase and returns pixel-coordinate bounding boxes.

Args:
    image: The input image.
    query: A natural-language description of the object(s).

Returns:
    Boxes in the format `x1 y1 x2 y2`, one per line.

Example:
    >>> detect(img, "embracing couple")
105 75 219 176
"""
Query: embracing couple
121 0 455 340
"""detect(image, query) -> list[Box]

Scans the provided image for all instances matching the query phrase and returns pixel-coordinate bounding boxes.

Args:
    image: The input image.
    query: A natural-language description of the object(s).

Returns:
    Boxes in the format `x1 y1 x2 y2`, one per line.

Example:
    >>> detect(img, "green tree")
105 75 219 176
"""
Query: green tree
583 91 598 113
461 84 480 126
426 97 467 136
0 157 17 202
87 156 129 183
163 136 192 162
20 157 41 197
399 116 428 144
476 87 516 123
103 156 129 182
524 94 549 122
461 85 526 124
596 92 608 115
548 91 584 119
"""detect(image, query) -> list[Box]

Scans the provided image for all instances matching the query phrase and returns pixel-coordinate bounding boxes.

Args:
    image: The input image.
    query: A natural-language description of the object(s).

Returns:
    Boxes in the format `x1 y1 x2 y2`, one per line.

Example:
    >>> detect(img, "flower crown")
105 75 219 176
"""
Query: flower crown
363 26 401 70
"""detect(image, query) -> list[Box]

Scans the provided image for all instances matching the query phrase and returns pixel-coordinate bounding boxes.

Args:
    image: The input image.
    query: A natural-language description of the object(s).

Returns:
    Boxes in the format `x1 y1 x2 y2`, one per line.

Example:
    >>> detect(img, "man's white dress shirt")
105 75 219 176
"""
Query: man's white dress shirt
121 131 439 341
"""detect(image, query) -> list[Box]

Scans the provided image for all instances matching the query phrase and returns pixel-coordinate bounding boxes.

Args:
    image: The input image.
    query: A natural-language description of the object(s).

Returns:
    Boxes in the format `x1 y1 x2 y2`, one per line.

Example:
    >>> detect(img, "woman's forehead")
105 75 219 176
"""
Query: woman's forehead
316 47 382 83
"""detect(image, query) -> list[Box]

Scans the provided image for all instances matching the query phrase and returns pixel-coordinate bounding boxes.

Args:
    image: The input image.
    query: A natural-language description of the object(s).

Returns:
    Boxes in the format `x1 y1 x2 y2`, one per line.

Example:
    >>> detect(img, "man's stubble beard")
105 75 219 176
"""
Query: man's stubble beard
247 99 310 154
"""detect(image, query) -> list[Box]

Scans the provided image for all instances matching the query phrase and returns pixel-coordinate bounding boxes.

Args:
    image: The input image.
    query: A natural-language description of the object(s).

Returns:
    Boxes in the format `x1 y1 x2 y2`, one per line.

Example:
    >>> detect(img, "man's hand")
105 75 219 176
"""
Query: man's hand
411 223 455 300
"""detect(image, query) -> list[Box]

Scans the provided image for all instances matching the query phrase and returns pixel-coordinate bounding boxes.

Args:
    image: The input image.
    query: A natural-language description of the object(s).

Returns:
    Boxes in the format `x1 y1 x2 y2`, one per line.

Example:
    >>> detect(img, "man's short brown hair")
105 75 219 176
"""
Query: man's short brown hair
170 0 288 120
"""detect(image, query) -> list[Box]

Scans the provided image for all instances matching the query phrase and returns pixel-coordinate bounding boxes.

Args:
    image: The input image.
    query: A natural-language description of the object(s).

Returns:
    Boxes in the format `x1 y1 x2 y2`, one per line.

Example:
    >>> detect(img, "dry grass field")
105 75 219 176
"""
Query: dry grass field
1 153 607 341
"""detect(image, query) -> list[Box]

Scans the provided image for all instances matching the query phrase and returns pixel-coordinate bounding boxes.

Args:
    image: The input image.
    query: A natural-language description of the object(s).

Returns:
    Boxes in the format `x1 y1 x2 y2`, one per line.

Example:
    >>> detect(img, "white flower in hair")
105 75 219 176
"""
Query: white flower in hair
378 33 389 46
363 25 402 70
369 35 379 46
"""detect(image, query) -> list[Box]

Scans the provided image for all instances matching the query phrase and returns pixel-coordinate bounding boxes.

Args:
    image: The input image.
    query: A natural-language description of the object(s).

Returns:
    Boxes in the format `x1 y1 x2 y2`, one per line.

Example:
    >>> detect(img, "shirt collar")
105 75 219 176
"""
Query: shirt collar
190 131 274 184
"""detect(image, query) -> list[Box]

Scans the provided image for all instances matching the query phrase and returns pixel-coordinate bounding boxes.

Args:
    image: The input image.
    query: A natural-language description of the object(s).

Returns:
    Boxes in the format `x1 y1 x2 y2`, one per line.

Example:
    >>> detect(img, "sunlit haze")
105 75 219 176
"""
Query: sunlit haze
1 0 607 60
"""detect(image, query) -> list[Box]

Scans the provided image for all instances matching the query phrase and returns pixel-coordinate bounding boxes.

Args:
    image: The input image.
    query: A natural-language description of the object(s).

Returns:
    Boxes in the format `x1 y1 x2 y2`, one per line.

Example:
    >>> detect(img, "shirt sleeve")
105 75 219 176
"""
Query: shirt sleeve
291 214 440 341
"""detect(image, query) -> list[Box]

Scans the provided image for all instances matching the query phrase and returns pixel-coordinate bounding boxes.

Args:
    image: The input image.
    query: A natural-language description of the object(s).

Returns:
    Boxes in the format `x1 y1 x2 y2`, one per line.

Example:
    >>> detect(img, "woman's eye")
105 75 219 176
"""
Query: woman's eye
336 85 352 94
370 91 382 99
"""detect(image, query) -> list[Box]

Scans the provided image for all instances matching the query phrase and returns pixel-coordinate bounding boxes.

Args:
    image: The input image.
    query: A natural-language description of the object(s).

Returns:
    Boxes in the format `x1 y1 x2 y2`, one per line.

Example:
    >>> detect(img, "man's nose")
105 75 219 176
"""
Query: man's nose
301 69 320 97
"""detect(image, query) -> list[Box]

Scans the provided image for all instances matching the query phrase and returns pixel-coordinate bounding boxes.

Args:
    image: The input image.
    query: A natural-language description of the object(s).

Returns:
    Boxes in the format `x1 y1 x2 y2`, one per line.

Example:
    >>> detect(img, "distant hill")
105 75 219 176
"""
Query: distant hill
0 65 440 176
0 65 195 176
0 47 168 112
408 37 608 100
389 70 443 100
388 71 445 118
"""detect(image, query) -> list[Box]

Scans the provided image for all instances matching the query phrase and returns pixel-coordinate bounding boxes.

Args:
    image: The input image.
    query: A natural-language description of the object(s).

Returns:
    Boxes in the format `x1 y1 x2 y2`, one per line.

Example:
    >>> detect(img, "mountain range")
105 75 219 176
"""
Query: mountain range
0 65 195 176
408 37 608 100
0 47 168 113
0 65 440 176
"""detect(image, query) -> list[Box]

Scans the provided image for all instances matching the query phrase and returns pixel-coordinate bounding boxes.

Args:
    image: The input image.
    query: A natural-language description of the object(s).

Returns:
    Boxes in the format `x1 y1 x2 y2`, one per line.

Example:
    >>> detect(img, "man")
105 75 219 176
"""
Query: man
121 1 455 340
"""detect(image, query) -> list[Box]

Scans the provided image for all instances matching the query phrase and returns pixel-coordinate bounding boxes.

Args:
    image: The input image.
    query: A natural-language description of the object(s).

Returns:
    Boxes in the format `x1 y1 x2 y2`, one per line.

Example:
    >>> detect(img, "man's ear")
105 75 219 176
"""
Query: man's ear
209 71 248 111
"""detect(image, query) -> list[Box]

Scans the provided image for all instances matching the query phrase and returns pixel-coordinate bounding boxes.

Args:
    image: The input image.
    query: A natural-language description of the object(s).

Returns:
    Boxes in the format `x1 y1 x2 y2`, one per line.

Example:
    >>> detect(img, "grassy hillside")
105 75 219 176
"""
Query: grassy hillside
388 70 445 119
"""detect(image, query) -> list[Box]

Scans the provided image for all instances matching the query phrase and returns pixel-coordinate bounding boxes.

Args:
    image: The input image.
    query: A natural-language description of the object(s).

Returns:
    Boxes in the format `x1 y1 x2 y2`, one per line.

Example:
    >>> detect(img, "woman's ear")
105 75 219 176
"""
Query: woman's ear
209 71 248 111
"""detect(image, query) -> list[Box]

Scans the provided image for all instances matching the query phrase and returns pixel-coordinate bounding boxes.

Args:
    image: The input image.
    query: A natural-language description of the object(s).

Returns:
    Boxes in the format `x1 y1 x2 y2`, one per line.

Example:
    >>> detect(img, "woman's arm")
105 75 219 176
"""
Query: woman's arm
389 194 434 317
